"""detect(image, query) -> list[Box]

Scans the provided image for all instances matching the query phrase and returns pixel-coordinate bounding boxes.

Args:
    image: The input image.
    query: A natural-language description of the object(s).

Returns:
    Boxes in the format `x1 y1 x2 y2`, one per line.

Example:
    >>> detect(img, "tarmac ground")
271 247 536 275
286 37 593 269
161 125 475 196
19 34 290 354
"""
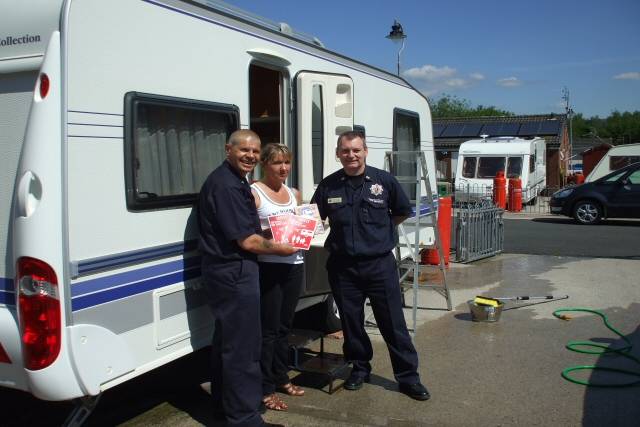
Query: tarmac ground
116 253 640 427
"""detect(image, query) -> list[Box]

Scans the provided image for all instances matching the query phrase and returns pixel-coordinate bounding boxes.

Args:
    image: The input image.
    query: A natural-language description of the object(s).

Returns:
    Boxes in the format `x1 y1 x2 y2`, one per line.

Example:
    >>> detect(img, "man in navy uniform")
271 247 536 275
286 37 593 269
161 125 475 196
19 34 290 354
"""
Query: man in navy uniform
198 129 296 426
312 130 430 401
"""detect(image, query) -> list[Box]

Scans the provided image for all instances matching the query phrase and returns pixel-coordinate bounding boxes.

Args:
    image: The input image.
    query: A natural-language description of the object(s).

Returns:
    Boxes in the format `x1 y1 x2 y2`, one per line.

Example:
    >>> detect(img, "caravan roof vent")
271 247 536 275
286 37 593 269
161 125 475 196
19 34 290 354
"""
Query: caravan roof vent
279 22 293 36
480 134 489 141
198 1 326 48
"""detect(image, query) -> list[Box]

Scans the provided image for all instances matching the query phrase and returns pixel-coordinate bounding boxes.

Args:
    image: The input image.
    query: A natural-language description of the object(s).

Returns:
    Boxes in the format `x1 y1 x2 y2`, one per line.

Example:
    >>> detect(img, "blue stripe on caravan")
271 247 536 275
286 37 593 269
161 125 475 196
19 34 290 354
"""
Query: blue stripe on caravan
72 267 201 311
0 291 16 306
0 277 14 292
77 240 198 275
72 257 201 297
0 278 15 306
410 196 439 217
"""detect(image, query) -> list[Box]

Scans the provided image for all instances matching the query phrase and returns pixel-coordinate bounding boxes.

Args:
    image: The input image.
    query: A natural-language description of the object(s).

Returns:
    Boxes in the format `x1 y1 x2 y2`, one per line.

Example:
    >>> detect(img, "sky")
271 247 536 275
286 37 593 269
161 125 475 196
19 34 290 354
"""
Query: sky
224 0 640 118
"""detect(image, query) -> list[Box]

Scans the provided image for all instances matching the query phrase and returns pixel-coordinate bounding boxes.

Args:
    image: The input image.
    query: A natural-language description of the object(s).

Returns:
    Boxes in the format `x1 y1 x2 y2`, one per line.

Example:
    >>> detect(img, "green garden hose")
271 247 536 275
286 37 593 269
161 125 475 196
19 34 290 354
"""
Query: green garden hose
553 308 640 387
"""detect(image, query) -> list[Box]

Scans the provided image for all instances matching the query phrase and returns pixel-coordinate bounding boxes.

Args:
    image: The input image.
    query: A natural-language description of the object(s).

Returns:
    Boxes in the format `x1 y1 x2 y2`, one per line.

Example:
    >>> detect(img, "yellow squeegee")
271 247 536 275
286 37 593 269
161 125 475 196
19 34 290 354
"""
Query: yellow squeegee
474 295 569 307
473 296 501 307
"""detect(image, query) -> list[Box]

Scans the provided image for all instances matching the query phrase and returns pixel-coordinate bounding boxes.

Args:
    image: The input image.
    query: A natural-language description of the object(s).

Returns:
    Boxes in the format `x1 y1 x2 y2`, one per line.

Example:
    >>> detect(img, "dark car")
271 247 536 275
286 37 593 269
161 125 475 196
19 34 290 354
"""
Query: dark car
550 162 640 224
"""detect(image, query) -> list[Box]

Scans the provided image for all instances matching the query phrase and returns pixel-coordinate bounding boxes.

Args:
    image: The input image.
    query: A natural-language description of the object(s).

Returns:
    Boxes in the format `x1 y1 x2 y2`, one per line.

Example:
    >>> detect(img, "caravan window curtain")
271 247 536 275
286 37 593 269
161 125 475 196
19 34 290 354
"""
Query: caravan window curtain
125 93 239 210
393 110 420 200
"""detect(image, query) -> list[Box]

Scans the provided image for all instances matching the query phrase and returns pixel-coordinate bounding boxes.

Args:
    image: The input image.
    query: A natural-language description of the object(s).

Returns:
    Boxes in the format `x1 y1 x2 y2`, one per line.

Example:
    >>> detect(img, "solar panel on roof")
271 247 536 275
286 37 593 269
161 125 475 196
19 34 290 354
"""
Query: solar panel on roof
480 123 502 136
538 120 561 135
441 123 465 137
432 123 446 137
459 123 483 137
498 123 520 136
491 124 512 136
518 121 542 136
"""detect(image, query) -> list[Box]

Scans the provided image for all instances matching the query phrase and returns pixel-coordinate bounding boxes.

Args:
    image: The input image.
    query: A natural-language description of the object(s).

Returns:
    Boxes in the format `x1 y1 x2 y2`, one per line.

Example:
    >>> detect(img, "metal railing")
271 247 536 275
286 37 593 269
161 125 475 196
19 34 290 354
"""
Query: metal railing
451 182 562 214
453 199 504 263
439 183 565 264
520 185 560 214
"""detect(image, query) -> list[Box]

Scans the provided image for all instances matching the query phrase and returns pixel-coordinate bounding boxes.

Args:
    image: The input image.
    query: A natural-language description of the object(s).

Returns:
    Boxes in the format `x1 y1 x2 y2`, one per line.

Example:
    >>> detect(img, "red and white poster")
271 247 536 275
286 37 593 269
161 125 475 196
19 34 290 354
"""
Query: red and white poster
267 214 318 250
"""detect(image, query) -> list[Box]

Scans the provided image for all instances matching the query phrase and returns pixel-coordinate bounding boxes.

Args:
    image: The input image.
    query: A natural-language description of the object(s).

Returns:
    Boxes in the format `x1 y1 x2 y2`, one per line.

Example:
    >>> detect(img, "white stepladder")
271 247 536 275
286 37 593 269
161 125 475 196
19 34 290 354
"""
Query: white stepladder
384 151 452 337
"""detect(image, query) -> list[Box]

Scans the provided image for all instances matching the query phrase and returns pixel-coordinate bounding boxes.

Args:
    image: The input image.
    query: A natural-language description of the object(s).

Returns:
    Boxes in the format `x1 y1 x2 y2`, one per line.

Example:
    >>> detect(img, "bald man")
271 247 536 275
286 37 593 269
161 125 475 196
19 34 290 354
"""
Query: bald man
198 130 295 426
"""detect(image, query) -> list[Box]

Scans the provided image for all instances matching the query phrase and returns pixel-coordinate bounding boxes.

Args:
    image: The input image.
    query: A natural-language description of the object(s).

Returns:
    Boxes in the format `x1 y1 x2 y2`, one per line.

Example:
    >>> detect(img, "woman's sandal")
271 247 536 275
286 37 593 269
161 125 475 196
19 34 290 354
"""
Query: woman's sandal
278 382 305 396
263 393 288 411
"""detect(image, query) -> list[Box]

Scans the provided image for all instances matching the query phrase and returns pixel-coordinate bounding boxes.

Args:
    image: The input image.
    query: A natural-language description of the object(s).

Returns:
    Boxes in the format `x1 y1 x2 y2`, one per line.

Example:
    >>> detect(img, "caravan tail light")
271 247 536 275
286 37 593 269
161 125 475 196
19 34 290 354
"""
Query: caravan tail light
17 257 61 370
39 73 50 99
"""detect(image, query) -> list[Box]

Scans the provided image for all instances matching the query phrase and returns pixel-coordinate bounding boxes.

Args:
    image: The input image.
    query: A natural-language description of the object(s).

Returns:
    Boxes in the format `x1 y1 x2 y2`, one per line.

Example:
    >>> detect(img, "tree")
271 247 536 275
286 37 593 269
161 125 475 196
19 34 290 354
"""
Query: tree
575 111 640 144
571 113 590 139
429 94 513 118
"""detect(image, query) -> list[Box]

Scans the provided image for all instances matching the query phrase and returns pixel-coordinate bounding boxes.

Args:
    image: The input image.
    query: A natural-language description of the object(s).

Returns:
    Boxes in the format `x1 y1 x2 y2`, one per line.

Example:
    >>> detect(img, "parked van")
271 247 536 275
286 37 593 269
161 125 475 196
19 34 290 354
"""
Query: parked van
454 137 546 203
0 0 437 416
585 143 640 182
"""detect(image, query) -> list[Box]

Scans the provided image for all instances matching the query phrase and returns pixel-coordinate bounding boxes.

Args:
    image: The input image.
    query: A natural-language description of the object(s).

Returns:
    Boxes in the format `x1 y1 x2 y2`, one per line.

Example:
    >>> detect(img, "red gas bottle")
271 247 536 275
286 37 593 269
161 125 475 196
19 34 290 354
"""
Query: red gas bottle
574 172 585 184
425 196 452 265
493 171 507 209
508 177 522 212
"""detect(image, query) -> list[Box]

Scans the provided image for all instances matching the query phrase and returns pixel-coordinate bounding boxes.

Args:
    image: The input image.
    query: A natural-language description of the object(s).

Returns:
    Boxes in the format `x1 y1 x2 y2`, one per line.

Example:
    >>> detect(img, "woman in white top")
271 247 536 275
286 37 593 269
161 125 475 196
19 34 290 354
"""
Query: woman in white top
251 144 304 412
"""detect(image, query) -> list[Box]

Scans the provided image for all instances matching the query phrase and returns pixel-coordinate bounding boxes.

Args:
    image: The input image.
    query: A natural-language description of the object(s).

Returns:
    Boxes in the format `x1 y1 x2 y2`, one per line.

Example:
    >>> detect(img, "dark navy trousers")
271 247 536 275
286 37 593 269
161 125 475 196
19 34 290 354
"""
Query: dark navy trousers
327 252 420 384
203 259 263 427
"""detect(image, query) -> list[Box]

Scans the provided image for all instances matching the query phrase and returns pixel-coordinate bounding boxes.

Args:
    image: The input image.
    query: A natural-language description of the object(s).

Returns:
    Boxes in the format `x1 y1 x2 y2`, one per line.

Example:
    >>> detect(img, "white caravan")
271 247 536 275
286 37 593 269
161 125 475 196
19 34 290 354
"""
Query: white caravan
454 137 546 203
0 0 437 415
585 143 640 182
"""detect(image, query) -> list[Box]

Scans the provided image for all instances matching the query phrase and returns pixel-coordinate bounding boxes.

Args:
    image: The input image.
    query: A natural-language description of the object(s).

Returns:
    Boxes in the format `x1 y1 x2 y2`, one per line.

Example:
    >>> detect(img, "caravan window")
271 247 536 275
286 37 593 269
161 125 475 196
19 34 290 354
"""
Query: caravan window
125 92 239 210
462 157 477 178
610 156 640 170
393 109 420 199
529 154 535 173
477 157 506 178
507 157 522 178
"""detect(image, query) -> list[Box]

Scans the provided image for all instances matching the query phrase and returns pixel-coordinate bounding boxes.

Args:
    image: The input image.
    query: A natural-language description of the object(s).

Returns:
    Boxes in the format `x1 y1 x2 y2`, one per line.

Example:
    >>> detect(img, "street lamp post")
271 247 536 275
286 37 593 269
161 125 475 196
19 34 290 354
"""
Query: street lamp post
386 19 407 76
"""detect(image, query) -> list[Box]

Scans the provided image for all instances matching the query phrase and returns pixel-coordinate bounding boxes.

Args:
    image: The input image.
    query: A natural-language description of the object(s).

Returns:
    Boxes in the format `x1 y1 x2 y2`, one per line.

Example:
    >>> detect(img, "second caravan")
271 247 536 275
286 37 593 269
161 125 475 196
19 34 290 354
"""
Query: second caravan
585 143 640 182
454 137 546 203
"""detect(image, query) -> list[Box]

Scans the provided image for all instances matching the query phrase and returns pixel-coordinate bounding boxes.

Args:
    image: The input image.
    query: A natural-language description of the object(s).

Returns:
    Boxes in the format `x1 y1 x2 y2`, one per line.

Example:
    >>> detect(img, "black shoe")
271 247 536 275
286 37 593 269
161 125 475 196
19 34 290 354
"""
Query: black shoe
343 373 370 390
399 382 431 401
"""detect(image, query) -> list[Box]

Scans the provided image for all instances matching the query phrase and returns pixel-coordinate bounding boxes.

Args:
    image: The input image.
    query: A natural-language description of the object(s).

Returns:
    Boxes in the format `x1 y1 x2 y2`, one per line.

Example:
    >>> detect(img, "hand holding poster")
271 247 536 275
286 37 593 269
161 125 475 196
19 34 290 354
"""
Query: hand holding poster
267 214 318 250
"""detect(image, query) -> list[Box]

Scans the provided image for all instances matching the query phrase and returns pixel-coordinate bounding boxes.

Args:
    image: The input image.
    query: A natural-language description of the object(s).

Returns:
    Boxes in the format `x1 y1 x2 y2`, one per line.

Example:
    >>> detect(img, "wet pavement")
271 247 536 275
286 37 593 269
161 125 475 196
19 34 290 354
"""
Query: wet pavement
115 253 640 426
2 250 639 426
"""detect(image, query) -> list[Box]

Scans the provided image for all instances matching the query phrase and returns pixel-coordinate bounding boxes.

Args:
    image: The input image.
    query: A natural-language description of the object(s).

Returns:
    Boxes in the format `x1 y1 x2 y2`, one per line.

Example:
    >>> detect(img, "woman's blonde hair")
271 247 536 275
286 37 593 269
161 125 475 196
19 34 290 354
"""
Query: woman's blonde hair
260 143 292 164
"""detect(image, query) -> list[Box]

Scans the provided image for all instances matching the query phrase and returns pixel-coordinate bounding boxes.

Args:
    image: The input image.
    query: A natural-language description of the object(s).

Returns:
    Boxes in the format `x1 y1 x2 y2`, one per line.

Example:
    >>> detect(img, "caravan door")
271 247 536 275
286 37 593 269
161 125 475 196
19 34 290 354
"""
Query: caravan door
295 72 354 201
295 72 353 299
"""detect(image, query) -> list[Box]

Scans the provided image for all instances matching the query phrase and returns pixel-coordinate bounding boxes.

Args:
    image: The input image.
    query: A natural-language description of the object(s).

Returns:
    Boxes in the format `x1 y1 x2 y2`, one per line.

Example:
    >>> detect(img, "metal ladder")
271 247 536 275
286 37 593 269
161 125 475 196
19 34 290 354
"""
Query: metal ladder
384 150 452 336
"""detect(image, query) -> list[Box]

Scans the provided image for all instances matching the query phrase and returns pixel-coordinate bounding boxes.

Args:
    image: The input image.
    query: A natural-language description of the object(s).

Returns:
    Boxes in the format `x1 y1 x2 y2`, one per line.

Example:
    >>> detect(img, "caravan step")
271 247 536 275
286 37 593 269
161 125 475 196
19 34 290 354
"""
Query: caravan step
288 329 349 394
